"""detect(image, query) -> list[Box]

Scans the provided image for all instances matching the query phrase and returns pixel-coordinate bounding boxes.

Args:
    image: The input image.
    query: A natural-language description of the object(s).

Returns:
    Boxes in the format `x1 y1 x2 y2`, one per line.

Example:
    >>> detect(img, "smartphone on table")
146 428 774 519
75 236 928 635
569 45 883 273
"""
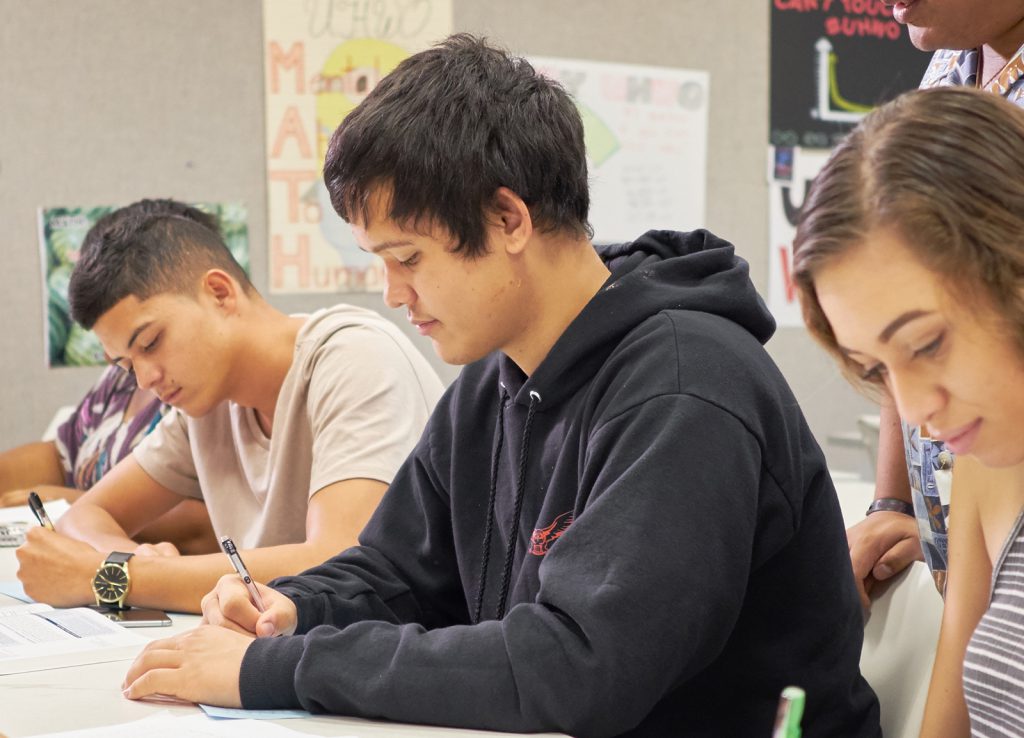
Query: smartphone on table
88 605 172 627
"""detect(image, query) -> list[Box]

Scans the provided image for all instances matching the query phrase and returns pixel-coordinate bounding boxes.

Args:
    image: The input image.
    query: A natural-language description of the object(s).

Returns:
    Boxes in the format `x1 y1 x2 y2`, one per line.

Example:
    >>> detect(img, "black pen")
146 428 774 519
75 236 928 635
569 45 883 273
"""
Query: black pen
27 491 55 531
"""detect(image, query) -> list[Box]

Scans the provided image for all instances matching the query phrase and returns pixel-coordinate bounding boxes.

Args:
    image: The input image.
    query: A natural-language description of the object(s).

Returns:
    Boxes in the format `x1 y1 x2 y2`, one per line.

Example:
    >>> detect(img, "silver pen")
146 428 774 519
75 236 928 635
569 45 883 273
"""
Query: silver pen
219 535 266 612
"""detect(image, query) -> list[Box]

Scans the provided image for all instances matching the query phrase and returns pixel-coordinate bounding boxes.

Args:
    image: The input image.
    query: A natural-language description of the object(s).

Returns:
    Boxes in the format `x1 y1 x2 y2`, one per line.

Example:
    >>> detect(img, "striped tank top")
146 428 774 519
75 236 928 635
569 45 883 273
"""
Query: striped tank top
963 507 1024 735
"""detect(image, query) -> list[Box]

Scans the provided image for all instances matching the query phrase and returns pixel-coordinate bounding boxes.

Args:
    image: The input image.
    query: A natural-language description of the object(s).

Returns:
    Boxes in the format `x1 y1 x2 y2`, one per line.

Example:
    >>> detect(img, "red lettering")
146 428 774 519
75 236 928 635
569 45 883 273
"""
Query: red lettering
271 107 313 159
269 170 320 223
774 0 819 10
271 234 311 290
268 41 306 94
778 245 797 304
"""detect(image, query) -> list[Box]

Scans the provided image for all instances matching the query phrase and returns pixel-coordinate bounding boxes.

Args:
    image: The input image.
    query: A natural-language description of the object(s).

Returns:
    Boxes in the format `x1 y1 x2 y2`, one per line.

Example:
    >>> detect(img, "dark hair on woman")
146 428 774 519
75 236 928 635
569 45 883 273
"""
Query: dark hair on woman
323 33 592 257
793 86 1024 390
69 198 252 329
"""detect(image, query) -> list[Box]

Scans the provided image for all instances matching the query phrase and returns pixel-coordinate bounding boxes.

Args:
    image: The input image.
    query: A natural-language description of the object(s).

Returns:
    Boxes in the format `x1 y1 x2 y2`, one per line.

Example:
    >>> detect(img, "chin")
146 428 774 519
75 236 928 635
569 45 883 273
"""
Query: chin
908 27 973 53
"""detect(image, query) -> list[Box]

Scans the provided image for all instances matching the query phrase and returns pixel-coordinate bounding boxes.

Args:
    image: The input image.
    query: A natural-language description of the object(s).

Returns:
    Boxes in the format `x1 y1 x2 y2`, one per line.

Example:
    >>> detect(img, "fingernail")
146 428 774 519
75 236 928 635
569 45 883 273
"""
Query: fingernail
875 564 893 579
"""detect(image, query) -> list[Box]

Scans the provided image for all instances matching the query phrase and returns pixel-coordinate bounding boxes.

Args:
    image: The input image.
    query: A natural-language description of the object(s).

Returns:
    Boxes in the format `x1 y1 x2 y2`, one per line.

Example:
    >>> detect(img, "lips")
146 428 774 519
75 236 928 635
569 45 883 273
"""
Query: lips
928 418 982 455
410 315 439 336
890 0 919 24
160 388 182 405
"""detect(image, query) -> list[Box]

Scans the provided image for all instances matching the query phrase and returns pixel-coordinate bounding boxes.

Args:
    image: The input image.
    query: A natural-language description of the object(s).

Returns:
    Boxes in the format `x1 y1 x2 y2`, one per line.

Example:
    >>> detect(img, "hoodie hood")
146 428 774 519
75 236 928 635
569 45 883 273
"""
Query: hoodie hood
499 229 776 408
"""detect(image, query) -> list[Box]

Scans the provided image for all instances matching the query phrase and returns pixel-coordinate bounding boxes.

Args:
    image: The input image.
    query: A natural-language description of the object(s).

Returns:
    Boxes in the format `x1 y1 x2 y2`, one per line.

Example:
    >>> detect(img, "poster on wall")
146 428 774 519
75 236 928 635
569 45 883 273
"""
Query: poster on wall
263 0 453 295
532 57 709 243
766 146 830 326
768 0 930 326
39 203 250 368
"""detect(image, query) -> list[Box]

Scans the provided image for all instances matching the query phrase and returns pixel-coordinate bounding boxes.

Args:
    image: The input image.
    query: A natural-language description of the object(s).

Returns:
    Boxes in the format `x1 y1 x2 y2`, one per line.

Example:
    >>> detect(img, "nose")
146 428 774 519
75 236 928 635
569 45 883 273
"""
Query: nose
132 357 163 393
382 261 415 309
888 369 946 430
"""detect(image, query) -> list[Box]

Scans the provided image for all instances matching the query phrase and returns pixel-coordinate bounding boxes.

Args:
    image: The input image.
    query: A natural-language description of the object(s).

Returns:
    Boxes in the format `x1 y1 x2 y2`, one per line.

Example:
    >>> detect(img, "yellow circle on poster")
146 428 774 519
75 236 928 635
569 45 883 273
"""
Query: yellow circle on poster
315 38 409 164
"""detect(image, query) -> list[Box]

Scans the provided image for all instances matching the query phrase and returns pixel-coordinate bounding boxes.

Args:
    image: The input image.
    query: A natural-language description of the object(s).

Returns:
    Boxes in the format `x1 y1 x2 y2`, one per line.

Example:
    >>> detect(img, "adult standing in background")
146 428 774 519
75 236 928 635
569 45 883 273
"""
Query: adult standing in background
847 0 1024 606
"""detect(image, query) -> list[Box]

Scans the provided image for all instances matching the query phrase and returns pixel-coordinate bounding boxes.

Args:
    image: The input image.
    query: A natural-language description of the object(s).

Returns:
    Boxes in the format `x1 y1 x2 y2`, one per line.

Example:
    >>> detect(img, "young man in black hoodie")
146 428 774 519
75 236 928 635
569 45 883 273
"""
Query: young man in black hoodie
123 34 880 737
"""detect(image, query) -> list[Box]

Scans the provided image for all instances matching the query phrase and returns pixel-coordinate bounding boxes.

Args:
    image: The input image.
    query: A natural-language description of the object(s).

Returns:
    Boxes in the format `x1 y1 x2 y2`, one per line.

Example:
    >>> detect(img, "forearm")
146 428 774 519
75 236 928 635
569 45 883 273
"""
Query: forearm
128 540 351 613
0 441 65 492
874 401 912 503
0 484 82 507
56 502 140 552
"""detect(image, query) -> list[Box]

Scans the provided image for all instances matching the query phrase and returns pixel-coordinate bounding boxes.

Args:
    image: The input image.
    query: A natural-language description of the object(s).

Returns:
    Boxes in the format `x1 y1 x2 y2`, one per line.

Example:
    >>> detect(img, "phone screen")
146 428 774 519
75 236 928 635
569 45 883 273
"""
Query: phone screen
90 606 172 627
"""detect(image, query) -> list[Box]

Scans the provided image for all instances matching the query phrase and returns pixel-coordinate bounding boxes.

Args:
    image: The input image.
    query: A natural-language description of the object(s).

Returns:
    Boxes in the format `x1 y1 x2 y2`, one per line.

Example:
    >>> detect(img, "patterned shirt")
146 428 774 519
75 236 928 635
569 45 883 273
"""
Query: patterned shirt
55 366 165 490
907 42 1024 593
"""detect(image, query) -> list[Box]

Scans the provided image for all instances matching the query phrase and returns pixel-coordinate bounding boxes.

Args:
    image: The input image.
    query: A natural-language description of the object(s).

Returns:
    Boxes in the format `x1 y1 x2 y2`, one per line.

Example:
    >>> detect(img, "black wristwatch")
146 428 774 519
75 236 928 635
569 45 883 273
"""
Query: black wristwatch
92 551 135 609
865 498 915 517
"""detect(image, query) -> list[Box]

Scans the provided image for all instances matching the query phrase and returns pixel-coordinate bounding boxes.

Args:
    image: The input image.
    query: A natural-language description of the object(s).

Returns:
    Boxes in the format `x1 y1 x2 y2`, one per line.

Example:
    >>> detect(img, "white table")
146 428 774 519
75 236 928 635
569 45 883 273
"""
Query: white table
0 545 565 738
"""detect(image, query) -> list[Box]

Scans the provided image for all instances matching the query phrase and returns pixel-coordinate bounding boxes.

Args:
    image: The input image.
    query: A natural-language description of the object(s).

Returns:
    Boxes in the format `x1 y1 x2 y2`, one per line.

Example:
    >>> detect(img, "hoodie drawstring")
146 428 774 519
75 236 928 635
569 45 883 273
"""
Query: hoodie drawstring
472 386 508 624
473 388 542 623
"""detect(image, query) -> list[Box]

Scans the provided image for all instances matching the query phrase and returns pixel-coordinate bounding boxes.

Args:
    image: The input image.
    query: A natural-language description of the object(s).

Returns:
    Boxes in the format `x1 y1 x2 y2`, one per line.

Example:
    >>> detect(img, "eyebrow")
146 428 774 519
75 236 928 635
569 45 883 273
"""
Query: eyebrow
107 321 153 365
364 240 415 254
836 309 934 359
878 310 932 344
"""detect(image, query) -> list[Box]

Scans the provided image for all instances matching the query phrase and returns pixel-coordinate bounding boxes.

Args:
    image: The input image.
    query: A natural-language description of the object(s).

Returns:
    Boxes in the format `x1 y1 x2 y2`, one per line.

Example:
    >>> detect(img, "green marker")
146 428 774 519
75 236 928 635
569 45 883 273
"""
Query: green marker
772 686 805 738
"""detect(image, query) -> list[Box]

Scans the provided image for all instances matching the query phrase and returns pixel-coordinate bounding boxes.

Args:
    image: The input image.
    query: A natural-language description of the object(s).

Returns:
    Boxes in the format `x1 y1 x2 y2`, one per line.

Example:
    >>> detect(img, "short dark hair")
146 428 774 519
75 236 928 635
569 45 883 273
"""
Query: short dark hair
69 198 253 329
324 33 592 257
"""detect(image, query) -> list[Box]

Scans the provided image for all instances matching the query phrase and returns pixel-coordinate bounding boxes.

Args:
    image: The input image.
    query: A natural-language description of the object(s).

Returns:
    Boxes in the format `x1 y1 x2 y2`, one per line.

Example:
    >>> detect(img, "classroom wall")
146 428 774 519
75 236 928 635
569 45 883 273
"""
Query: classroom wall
0 0 877 473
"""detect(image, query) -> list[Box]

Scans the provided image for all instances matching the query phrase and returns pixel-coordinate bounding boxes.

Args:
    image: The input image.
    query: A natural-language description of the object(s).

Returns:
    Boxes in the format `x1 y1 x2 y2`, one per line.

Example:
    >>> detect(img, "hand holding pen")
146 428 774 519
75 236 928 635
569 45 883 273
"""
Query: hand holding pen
219 536 266 612
27 490 55 531
204 537 298 637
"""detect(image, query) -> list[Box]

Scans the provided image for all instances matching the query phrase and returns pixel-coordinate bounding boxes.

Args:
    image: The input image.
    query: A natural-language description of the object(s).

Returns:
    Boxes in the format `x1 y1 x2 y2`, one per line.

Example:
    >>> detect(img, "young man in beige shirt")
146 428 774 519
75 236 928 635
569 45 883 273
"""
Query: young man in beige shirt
16 199 443 613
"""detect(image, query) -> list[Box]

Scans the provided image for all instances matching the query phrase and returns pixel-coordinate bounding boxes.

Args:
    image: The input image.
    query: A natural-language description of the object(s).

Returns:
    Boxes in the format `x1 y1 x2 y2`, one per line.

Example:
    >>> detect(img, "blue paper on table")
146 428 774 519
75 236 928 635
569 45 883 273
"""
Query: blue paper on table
200 705 311 720
0 581 33 603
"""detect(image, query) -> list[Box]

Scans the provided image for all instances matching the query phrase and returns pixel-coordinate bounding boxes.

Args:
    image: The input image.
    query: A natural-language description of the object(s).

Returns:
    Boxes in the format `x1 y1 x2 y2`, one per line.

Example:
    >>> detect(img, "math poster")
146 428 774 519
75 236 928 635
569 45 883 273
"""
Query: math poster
770 0 930 148
263 0 452 294
39 203 250 368
768 0 930 325
532 57 709 243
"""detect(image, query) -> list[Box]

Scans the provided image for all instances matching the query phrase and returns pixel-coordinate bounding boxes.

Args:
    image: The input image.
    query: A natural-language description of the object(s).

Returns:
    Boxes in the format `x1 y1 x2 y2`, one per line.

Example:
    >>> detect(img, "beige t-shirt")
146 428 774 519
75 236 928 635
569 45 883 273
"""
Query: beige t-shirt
132 304 444 549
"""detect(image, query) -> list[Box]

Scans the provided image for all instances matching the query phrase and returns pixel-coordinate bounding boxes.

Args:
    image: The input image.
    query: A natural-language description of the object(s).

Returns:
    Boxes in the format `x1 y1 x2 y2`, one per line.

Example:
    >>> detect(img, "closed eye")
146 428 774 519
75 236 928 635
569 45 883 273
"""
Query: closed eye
860 363 887 383
912 333 944 359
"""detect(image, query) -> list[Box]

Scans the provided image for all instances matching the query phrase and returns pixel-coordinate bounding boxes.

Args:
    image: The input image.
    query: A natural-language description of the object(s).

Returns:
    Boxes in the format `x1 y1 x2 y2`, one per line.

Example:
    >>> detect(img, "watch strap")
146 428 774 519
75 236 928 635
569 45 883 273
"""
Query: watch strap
105 551 135 565
865 498 915 517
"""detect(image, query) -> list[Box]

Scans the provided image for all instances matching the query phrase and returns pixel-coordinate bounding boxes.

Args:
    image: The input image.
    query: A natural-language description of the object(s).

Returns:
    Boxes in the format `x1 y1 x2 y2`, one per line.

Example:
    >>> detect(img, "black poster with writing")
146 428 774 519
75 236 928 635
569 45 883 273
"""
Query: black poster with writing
771 0 932 148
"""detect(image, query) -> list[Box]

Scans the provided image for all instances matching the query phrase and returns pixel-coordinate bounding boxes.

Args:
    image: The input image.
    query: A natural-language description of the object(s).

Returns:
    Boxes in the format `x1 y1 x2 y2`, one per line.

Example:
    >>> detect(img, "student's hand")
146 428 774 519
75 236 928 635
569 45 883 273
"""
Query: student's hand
0 489 33 507
847 511 923 610
0 485 80 507
201 574 298 638
15 527 103 606
122 625 251 707
133 541 181 557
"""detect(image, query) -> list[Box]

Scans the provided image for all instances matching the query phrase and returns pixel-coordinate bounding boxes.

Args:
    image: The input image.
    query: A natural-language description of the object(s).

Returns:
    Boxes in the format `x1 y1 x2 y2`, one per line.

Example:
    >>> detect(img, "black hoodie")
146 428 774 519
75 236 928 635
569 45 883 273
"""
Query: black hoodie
240 230 881 737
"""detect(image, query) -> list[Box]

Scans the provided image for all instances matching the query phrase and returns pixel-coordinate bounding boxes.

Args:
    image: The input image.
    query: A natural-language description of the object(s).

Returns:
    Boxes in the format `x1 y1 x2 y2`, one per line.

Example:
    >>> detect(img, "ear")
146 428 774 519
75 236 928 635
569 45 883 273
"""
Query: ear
200 269 239 312
488 187 533 255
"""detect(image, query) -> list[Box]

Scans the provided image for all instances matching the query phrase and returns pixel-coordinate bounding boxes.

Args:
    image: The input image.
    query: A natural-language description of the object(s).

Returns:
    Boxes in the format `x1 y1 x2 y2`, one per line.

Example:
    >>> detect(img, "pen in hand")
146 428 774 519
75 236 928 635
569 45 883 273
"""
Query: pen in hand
27 491 55 531
219 535 266 613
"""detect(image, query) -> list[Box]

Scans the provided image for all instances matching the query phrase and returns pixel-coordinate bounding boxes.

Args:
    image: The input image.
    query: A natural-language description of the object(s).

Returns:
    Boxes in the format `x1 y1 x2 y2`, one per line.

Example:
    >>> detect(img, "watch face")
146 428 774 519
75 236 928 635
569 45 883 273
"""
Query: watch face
94 564 129 603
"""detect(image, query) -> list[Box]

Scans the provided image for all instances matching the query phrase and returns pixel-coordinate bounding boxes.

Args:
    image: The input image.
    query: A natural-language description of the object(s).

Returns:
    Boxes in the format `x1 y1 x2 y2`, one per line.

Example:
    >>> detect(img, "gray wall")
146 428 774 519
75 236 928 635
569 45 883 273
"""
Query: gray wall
0 1 877 472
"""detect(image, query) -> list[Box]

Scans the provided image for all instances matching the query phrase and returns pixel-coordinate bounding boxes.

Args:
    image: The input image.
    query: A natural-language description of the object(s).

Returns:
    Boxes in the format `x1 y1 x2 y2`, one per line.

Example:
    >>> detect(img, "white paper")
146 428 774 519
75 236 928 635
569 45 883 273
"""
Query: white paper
0 602 146 675
31 712 355 737
0 498 70 525
200 704 311 719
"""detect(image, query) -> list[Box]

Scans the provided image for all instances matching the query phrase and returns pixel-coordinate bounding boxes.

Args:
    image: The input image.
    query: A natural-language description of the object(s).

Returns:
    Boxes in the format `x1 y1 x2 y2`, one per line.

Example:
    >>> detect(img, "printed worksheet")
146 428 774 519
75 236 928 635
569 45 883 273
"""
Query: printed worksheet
0 602 146 674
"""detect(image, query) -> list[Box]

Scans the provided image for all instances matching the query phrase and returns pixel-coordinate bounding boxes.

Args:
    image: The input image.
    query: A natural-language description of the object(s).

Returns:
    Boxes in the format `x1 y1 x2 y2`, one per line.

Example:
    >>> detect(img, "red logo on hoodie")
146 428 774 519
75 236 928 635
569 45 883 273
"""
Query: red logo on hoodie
529 510 575 556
